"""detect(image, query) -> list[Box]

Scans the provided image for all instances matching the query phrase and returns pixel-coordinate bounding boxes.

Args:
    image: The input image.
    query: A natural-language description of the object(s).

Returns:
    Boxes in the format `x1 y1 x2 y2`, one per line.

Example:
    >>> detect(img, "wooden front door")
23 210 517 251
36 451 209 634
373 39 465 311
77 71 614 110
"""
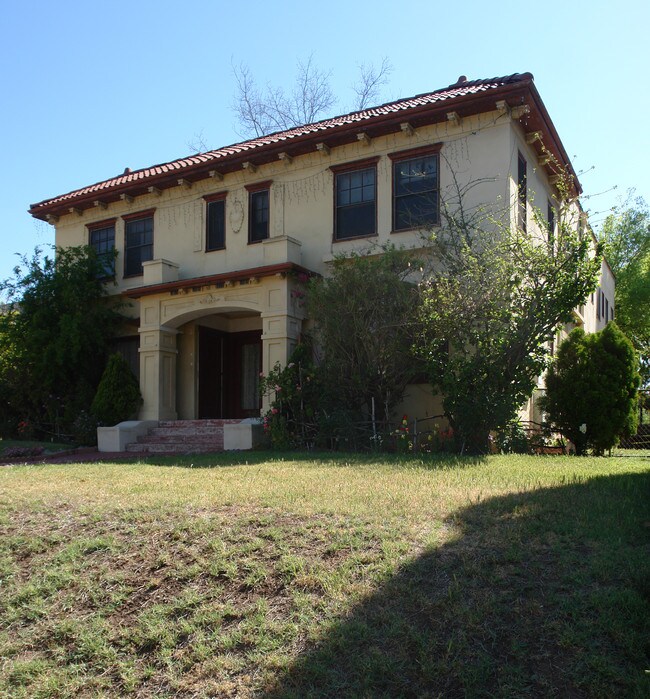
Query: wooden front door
198 327 262 419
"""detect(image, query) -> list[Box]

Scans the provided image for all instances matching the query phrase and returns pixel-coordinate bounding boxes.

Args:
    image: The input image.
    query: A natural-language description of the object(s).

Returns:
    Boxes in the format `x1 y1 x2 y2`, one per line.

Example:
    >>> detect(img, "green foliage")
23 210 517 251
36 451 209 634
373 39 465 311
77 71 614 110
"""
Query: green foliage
260 343 323 449
542 322 641 455
91 353 142 427
307 245 423 428
599 194 650 385
0 246 125 440
418 176 602 454
495 420 531 454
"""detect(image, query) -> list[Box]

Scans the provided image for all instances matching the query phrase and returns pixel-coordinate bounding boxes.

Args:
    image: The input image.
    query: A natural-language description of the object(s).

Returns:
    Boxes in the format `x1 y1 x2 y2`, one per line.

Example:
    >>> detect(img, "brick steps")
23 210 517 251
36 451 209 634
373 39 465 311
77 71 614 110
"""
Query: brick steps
125 419 241 455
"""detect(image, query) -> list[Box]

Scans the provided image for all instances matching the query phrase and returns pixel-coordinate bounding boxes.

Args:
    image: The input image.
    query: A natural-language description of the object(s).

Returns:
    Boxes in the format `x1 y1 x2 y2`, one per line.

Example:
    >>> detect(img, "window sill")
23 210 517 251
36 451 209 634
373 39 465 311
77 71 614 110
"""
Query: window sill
390 223 440 235
332 232 378 243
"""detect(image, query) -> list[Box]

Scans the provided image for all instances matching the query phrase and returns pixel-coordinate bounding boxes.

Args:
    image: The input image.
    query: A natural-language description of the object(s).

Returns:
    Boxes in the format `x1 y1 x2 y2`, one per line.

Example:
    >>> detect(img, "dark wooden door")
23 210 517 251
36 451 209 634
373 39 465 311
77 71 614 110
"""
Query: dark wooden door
198 327 224 419
198 327 262 419
223 330 262 418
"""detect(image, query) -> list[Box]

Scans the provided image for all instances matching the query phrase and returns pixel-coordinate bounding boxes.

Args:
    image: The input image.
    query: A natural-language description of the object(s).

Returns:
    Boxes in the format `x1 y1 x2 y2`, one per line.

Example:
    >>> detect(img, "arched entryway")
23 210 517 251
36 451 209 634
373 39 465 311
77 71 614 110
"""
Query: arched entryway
134 272 304 422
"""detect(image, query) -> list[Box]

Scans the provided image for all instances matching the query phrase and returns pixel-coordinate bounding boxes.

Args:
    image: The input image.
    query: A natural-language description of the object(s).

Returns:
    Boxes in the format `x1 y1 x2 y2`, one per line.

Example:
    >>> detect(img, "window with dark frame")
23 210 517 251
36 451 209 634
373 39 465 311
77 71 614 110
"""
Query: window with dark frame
517 152 527 231
206 197 226 251
248 189 269 243
547 199 555 246
392 153 439 231
89 221 115 277
334 166 376 240
124 214 153 277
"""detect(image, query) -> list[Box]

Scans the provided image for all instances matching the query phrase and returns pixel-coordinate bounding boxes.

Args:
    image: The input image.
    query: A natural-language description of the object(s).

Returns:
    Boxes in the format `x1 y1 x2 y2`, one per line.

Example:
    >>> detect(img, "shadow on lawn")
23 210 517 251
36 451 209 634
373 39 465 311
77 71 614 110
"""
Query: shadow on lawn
263 472 650 699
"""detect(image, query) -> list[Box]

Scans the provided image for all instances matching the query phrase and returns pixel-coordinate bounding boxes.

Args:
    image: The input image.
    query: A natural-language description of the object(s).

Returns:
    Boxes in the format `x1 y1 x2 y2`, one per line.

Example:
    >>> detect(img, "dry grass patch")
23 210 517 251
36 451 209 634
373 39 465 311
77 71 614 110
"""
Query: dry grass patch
0 453 648 697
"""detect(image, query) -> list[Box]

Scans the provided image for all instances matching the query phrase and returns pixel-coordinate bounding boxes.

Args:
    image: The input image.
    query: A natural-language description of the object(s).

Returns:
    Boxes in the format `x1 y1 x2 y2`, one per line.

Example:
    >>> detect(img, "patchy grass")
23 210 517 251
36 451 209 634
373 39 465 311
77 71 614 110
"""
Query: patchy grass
0 453 648 698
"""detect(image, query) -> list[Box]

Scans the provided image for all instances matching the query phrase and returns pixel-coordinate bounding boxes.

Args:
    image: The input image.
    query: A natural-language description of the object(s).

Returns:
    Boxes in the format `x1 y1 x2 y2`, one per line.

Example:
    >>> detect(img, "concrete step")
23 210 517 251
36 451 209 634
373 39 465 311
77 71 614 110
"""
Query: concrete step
125 442 224 455
158 419 241 428
148 426 225 437
137 433 224 445
125 418 246 455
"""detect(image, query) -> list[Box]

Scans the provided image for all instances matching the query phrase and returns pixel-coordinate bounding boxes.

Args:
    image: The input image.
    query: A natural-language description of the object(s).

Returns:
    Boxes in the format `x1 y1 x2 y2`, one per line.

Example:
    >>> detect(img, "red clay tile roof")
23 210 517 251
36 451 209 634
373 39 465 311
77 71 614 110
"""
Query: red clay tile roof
29 73 576 218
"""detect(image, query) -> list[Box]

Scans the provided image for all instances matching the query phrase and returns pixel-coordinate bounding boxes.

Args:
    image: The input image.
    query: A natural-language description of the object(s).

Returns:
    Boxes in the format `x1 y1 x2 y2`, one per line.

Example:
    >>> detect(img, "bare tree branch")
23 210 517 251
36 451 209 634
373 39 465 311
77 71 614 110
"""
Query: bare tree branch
352 57 392 110
231 55 390 139
186 130 209 155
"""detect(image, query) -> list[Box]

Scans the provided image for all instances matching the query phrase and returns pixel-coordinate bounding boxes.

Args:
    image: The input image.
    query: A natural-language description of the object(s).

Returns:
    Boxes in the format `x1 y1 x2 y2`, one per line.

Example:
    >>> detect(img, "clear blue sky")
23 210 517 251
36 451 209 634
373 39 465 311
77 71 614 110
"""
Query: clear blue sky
1 0 648 282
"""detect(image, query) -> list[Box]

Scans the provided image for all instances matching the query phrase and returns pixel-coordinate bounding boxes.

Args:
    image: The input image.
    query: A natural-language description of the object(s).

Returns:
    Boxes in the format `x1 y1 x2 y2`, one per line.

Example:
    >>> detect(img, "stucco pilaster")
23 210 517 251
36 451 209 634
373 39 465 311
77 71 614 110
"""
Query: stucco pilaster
138 327 179 420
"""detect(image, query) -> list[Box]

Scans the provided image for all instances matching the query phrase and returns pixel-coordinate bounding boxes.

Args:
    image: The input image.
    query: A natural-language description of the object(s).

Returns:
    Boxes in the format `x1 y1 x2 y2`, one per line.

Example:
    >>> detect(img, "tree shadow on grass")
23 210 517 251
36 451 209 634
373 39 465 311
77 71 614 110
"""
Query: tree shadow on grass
262 472 650 699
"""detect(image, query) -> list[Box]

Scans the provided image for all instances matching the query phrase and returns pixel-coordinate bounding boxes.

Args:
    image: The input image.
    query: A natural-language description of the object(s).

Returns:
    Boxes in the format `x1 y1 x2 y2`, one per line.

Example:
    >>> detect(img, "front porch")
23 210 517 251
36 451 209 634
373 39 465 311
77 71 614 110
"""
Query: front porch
124 239 309 424
97 418 264 454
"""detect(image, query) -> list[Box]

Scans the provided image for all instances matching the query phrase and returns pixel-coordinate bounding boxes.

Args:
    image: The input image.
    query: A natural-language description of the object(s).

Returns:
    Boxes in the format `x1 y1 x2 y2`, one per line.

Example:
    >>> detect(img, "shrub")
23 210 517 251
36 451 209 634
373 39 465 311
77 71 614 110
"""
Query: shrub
260 343 322 449
542 322 640 455
91 353 142 427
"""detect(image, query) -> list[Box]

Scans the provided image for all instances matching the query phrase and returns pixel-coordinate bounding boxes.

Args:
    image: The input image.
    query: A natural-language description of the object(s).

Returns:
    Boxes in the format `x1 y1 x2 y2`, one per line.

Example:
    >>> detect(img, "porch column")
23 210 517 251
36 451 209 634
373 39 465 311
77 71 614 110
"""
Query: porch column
260 312 302 412
138 327 179 420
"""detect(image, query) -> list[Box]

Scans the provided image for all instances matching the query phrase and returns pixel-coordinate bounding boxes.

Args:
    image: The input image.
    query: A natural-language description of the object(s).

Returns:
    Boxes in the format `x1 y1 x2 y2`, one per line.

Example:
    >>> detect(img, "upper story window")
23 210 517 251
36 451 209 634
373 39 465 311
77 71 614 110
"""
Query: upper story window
331 157 378 241
517 151 527 231
246 181 272 244
88 218 116 278
390 144 441 232
205 193 226 251
547 200 555 246
123 210 154 277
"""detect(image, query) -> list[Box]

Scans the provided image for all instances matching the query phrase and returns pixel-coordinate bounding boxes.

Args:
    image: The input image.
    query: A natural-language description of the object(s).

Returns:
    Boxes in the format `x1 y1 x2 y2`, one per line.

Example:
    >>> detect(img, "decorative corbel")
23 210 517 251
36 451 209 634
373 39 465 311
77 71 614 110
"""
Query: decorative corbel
446 111 462 128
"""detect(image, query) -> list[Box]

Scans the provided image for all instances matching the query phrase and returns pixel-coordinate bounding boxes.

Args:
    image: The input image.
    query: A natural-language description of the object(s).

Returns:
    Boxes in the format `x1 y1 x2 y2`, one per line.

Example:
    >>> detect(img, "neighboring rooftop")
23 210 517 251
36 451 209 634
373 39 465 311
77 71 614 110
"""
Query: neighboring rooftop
30 72 578 221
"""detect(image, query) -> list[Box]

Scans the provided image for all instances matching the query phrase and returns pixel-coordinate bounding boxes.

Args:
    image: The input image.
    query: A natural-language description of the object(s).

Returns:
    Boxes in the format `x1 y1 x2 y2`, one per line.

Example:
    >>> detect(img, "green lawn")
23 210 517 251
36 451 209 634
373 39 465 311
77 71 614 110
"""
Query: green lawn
0 453 648 698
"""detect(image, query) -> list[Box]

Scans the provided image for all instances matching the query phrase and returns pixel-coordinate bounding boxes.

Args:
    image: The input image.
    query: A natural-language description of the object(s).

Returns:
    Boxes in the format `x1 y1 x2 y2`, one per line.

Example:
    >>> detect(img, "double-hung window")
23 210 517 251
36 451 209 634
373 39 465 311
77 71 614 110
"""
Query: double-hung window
390 145 441 231
88 218 116 278
332 158 378 241
123 210 154 277
246 181 271 244
517 152 527 231
547 199 556 247
205 192 226 251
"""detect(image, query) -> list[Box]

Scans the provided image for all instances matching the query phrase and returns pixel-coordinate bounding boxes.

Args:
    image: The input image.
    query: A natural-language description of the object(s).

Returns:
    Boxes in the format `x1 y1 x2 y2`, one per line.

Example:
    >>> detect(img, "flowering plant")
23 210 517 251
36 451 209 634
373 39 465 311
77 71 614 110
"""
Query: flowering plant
259 343 322 449
392 414 412 453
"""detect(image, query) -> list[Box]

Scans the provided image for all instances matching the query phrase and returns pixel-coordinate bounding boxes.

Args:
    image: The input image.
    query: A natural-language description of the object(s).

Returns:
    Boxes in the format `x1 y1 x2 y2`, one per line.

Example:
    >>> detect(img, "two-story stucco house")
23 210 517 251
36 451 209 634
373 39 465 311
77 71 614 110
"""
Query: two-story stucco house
29 72 614 451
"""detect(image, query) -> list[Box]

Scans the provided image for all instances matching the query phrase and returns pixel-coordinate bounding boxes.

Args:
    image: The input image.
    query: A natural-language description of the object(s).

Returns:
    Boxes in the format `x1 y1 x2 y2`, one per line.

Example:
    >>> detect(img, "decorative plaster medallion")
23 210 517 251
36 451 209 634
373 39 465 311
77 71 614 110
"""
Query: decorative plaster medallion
230 199 244 233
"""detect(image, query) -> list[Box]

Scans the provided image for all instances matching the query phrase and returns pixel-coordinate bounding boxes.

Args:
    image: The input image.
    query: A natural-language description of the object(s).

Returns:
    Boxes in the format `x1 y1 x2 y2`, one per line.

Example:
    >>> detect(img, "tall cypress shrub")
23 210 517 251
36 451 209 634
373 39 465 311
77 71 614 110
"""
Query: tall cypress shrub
542 322 640 454
91 353 142 426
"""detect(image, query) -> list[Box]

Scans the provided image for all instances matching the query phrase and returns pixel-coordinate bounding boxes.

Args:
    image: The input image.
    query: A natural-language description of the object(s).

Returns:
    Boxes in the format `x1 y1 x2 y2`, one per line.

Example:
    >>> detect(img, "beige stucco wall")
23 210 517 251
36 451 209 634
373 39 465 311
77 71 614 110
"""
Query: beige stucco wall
53 112 514 291
51 110 609 425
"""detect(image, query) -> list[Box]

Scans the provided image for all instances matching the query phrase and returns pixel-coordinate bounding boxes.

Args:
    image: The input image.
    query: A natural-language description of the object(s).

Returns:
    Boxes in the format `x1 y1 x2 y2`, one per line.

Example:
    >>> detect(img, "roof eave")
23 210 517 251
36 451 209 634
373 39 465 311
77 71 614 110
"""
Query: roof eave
29 75 581 220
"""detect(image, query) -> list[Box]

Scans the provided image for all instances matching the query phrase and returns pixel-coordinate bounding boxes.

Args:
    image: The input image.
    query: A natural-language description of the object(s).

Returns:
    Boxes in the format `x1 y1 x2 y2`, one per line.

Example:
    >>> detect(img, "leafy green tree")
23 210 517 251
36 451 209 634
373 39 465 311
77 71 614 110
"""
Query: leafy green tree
307 245 423 432
0 246 124 439
418 176 602 454
599 194 650 384
91 353 142 427
542 323 640 455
